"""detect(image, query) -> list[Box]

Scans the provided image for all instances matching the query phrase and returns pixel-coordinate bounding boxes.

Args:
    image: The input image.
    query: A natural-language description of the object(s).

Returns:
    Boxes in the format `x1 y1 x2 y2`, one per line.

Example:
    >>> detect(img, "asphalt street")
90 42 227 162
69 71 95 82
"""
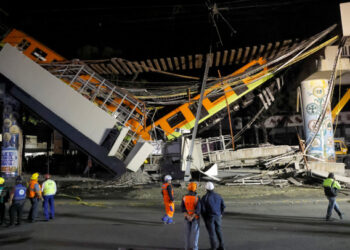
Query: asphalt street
1 196 350 250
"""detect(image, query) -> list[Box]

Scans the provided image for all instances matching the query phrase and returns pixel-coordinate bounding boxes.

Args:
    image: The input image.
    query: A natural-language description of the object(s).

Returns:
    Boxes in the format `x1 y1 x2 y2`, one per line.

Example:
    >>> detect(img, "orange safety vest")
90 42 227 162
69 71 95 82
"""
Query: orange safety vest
183 195 199 219
162 183 173 202
27 180 41 198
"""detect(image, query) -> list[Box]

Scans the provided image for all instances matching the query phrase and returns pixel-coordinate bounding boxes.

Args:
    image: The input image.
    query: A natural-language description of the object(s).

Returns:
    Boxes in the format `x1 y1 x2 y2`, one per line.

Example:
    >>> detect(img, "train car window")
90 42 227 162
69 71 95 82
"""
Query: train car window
189 102 209 120
31 48 48 61
152 125 166 141
233 84 249 95
207 88 225 103
17 39 31 51
167 112 186 128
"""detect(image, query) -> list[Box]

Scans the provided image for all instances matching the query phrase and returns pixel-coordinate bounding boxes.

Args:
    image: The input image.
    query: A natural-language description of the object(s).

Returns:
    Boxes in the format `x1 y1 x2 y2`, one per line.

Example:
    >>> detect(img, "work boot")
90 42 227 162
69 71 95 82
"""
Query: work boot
166 218 175 224
338 213 343 220
161 215 168 224
326 216 331 221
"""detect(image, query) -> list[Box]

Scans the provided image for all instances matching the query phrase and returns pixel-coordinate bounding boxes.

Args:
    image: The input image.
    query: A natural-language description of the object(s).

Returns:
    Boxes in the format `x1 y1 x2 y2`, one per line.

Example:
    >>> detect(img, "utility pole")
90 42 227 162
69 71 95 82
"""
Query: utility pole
184 1 215 182
184 52 212 182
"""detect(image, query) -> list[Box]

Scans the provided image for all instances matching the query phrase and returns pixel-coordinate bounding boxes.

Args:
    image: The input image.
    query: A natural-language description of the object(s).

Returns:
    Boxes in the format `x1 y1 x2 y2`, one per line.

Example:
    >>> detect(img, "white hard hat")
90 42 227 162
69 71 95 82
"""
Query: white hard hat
164 175 172 181
206 182 214 190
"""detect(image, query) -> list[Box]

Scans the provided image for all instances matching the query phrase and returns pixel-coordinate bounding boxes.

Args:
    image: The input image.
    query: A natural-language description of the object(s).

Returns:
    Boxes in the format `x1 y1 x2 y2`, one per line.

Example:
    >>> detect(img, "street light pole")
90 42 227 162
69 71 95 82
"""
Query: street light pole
184 51 212 182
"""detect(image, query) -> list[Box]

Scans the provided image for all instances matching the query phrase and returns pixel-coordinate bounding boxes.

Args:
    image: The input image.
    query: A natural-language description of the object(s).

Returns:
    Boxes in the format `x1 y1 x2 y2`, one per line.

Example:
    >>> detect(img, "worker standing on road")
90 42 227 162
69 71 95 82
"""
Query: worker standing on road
201 182 226 250
8 176 26 226
161 175 175 224
323 172 343 221
0 177 9 225
182 182 201 250
27 172 43 222
42 174 57 221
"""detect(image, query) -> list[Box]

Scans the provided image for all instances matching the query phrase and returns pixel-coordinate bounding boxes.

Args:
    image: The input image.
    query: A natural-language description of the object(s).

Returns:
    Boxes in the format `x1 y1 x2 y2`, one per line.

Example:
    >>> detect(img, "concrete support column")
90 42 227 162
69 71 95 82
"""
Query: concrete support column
301 79 335 161
1 95 22 177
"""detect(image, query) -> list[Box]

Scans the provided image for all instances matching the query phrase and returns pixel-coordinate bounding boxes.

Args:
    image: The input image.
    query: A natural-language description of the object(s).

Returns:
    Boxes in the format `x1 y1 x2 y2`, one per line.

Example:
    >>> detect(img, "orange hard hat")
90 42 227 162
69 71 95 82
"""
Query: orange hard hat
187 182 197 192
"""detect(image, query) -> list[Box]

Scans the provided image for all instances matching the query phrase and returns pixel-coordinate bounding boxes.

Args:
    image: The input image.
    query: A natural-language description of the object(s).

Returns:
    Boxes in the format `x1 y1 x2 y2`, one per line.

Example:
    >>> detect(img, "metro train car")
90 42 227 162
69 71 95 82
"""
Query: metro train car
139 58 272 141
1 29 273 143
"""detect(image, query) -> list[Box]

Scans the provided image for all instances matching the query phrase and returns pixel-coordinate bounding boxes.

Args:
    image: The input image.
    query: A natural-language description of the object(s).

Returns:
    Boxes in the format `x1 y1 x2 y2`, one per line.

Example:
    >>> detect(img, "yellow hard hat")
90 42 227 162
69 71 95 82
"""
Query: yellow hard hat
31 172 39 180
0 177 4 185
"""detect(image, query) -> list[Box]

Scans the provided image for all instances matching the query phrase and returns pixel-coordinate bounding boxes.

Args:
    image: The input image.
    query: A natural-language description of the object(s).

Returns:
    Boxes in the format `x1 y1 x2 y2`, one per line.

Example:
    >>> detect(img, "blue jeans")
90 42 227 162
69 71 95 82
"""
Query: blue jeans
204 215 225 250
28 198 39 221
184 218 200 250
326 196 342 218
43 195 55 220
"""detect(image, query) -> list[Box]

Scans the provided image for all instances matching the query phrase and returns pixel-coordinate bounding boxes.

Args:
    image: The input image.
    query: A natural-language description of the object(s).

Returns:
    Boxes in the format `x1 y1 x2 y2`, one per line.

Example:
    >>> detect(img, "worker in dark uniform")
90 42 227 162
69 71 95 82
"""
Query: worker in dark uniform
8 176 27 226
323 172 343 221
201 182 226 250
182 182 201 250
161 175 175 224
0 177 9 225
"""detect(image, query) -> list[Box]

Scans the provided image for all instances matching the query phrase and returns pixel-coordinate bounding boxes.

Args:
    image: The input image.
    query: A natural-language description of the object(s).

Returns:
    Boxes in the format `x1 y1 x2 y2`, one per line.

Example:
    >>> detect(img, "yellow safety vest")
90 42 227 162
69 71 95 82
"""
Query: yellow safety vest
43 179 56 196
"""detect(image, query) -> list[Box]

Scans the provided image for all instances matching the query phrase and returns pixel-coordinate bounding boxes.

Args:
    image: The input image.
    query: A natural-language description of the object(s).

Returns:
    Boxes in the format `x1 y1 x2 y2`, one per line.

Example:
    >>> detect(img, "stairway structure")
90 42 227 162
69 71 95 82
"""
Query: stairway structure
0 43 152 176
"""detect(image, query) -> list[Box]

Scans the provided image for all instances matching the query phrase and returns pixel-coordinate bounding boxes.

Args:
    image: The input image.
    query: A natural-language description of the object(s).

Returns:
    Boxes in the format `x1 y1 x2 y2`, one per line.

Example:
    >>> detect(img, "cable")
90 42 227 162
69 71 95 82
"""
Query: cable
135 34 338 103
304 37 347 152
333 60 342 136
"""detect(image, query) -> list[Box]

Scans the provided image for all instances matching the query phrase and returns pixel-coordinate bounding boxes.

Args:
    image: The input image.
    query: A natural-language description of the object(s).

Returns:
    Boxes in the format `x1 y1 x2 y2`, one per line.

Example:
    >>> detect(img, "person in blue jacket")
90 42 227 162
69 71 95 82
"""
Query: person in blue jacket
201 182 226 250
8 176 27 226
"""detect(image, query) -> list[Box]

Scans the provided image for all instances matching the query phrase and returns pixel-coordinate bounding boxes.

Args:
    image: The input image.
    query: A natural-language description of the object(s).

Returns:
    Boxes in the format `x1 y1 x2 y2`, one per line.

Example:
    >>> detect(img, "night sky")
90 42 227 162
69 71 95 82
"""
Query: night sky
0 0 347 61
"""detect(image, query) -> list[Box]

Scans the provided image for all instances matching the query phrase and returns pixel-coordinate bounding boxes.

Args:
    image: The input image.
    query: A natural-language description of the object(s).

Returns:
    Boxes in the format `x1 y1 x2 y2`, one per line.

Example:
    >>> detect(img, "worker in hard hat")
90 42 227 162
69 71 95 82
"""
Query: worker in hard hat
8 176 26 226
161 175 175 224
0 177 9 225
41 174 57 221
27 172 43 222
181 182 201 250
201 182 226 250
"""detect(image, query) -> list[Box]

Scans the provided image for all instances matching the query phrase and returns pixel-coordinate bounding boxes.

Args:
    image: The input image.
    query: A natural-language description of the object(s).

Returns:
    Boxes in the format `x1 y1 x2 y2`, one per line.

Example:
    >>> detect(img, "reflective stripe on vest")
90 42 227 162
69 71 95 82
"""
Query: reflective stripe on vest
183 195 199 218
162 183 173 201
14 184 26 201
43 179 55 196
0 186 5 203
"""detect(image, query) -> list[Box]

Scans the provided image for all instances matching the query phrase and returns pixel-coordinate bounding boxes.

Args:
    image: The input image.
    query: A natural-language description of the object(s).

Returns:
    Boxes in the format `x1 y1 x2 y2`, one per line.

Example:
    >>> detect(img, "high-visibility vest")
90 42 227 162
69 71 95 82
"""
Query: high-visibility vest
27 180 41 198
162 183 173 202
323 178 341 189
183 194 199 219
323 178 341 197
42 179 56 196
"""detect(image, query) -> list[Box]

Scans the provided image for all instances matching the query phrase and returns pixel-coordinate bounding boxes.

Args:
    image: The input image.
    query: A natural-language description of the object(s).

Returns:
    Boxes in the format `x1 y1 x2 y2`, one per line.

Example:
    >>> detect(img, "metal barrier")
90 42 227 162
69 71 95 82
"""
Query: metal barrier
43 63 148 134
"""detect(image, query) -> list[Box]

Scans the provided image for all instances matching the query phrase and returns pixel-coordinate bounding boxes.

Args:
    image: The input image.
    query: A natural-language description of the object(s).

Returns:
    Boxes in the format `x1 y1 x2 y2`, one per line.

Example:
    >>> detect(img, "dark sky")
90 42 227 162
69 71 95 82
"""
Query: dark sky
0 0 347 61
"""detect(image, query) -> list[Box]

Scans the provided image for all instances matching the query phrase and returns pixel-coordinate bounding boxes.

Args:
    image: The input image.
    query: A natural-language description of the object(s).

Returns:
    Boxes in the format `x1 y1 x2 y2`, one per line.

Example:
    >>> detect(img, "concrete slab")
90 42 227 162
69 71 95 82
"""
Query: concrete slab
308 161 345 175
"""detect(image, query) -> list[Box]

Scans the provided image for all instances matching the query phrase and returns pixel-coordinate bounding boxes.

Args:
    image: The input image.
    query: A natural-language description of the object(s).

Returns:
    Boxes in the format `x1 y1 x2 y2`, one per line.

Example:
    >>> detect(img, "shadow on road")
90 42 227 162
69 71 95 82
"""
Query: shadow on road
224 211 350 227
14 237 184 250
0 230 32 246
57 212 163 226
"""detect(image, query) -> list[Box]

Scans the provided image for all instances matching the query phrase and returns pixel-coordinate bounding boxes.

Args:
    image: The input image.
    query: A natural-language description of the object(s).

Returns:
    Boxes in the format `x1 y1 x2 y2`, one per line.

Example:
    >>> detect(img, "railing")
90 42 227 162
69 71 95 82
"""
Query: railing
43 63 149 135
201 135 233 155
